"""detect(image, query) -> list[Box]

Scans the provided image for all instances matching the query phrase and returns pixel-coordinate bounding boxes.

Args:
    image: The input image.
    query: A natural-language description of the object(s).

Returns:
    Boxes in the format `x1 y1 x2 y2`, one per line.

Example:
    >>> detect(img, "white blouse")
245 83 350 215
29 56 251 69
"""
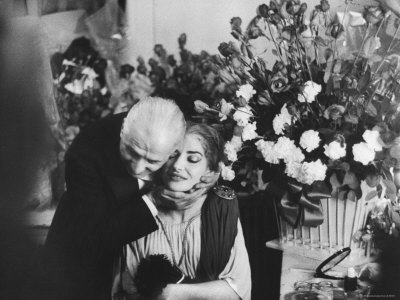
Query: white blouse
112 215 252 300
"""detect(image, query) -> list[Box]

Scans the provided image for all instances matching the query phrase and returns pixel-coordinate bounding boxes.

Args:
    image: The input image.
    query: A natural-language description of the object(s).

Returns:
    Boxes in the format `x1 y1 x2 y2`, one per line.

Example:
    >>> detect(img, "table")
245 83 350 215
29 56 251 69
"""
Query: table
279 251 346 299
266 239 372 299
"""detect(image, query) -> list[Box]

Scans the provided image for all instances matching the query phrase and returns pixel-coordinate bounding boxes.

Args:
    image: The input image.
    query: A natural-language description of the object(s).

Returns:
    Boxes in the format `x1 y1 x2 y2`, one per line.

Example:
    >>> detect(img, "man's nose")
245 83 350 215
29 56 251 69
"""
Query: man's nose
131 158 147 174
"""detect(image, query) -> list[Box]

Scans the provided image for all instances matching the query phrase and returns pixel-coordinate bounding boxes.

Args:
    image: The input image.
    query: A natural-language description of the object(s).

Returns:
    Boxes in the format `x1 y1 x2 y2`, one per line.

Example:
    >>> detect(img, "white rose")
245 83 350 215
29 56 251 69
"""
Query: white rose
353 142 375 165
300 130 320 152
255 140 279 164
220 164 235 181
324 141 346 160
233 105 253 126
224 141 238 162
242 122 258 141
236 83 256 102
363 130 382 151
298 81 321 103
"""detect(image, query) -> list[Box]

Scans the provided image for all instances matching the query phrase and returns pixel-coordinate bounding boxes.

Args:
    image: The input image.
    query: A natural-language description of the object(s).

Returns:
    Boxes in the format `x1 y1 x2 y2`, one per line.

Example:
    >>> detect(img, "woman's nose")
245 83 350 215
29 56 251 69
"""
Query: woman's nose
172 156 185 171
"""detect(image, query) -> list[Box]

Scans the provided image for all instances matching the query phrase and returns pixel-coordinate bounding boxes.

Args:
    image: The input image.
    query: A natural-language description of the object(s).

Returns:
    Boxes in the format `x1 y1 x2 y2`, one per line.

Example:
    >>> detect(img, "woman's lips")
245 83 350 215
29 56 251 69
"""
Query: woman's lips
169 172 187 181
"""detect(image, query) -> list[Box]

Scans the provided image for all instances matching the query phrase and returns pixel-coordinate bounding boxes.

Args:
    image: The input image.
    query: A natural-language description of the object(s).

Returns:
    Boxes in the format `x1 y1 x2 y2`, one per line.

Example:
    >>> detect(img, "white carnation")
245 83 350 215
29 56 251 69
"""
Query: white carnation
255 140 279 164
236 83 256 102
363 130 382 151
297 159 327 185
280 104 293 124
242 122 258 141
324 141 346 160
290 147 306 163
285 161 302 179
299 130 320 152
275 137 299 162
273 104 294 135
233 105 253 126
353 142 375 165
298 81 321 103
224 141 238 162
220 164 235 181
273 114 287 135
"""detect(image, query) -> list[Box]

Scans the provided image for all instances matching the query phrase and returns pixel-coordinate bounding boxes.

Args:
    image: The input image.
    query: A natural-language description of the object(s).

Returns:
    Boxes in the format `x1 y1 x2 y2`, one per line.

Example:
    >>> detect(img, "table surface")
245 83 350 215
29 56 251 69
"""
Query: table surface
280 251 346 299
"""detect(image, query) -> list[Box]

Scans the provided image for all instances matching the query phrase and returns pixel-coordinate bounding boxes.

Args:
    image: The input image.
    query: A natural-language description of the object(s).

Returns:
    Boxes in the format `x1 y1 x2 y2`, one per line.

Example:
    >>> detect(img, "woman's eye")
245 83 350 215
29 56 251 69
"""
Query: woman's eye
188 155 201 163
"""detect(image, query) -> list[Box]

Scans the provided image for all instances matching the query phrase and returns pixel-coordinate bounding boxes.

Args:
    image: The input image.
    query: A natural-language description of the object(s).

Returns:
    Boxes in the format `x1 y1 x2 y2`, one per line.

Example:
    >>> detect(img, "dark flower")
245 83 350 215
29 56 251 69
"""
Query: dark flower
286 0 300 15
328 22 344 39
324 104 345 120
178 33 187 48
119 64 135 79
299 3 307 14
153 44 166 57
167 55 177 67
257 4 269 18
230 17 242 34
364 6 384 25
218 42 239 57
320 0 330 12
269 73 289 93
247 26 262 39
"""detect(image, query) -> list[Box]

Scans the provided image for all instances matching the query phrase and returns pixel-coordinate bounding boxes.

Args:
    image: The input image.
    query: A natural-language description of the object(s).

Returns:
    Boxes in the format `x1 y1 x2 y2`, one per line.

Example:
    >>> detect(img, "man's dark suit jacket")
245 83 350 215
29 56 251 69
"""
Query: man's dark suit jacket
38 113 158 300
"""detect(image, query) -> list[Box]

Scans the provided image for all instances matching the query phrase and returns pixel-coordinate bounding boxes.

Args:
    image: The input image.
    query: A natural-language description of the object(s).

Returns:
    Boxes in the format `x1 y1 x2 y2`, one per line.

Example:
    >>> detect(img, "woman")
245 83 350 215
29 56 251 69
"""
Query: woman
112 123 251 300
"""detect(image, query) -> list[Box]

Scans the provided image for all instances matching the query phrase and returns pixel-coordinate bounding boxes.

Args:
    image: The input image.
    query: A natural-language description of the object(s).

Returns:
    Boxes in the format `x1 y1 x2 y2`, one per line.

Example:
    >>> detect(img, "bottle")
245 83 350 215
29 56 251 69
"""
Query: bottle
344 267 358 292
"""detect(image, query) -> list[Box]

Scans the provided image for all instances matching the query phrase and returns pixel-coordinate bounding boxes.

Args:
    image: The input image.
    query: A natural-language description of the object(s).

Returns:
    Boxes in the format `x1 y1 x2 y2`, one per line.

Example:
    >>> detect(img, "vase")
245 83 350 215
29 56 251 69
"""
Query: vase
268 181 375 265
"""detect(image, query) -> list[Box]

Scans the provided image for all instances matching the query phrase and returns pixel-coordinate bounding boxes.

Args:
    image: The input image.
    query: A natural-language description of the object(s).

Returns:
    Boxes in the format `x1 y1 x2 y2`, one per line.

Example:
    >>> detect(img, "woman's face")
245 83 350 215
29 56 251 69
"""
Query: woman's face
162 133 209 192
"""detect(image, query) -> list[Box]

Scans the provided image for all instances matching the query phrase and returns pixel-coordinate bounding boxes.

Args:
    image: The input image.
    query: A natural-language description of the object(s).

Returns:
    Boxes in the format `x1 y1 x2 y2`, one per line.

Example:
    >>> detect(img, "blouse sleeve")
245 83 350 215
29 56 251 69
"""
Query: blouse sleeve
218 220 252 300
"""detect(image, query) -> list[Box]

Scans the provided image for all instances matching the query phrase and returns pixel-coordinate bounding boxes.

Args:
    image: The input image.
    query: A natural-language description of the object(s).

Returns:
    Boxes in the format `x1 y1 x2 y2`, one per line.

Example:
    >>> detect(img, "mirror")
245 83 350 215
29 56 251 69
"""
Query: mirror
314 247 351 280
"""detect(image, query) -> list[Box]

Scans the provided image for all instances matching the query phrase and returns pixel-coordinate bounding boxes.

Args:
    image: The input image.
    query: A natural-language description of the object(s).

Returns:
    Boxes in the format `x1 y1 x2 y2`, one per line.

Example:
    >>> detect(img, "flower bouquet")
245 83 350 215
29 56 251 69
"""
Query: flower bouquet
51 37 113 149
194 0 400 256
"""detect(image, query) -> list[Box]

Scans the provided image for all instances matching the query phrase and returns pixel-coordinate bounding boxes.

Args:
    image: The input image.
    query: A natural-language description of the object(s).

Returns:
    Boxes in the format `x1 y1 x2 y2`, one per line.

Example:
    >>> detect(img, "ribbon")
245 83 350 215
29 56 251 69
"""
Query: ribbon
279 180 331 228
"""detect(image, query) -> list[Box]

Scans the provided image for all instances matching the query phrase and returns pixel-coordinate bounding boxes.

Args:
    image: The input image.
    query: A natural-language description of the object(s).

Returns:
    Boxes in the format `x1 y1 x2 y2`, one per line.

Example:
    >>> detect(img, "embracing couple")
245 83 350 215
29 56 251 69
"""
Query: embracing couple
32 97 251 300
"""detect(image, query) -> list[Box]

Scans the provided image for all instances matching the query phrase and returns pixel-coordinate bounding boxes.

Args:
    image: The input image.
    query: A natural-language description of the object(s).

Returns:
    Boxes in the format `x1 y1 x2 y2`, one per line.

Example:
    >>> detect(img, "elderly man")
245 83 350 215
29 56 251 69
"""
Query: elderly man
35 97 214 300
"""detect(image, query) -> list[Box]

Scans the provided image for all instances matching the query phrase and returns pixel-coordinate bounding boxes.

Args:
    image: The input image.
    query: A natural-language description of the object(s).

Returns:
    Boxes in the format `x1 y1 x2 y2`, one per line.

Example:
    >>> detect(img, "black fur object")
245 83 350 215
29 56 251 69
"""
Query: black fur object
134 254 185 298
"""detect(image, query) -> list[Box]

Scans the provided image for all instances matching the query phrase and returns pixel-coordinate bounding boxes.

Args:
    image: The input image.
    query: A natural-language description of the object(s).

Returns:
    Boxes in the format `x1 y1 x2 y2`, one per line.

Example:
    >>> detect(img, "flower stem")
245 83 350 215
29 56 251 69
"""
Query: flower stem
374 24 400 75
353 23 371 67
265 18 285 65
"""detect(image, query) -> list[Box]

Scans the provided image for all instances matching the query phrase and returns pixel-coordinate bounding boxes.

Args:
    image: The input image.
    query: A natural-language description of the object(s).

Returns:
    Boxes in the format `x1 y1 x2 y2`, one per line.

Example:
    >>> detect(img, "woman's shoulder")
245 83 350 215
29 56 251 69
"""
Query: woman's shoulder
211 185 237 201
203 185 239 214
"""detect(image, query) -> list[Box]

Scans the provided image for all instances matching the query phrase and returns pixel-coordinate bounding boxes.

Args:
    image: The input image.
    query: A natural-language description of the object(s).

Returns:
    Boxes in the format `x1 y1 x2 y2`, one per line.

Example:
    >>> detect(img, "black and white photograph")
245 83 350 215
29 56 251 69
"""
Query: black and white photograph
2 0 400 299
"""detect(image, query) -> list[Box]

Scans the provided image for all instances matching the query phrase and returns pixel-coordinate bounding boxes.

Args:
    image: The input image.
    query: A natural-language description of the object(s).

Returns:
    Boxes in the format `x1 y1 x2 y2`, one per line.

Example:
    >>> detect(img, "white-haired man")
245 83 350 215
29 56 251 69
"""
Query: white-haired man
37 97 216 300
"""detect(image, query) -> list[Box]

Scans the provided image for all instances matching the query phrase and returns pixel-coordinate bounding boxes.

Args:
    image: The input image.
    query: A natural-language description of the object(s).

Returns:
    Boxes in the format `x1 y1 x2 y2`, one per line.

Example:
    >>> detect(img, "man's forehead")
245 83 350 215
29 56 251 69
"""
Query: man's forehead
124 130 178 157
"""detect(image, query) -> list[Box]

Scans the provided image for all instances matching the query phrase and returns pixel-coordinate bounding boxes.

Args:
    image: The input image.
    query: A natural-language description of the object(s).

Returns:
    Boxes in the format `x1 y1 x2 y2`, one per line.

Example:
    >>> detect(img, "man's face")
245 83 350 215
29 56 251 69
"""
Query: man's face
120 123 179 180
